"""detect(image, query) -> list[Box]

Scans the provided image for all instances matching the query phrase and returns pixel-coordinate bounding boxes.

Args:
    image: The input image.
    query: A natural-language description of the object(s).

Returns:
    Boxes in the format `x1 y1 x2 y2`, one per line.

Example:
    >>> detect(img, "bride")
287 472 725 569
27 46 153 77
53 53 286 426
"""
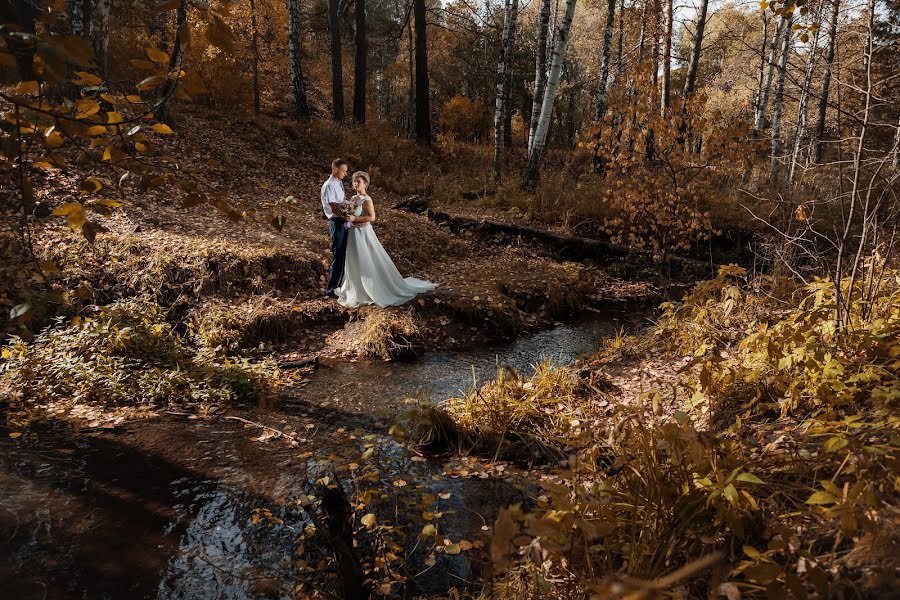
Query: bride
336 171 436 308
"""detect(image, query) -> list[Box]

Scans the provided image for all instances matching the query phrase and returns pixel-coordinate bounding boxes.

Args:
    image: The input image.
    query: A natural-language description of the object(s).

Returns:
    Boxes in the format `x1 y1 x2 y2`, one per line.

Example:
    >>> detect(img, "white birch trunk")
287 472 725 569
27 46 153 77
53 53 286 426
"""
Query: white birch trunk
594 0 616 121
67 0 86 37
770 14 793 180
788 0 826 182
286 0 310 118
754 15 786 133
522 0 578 189
89 0 111 76
528 0 552 154
661 0 673 112
753 12 769 132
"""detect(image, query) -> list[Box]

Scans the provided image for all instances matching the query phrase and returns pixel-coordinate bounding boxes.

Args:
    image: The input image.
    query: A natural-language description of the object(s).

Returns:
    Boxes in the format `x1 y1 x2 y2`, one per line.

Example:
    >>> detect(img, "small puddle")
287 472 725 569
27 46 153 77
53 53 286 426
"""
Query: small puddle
1 313 641 599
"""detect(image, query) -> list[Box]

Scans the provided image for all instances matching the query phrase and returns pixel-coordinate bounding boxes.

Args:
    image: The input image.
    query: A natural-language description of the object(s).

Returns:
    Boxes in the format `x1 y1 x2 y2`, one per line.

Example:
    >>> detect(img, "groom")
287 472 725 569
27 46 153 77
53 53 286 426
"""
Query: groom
322 158 350 297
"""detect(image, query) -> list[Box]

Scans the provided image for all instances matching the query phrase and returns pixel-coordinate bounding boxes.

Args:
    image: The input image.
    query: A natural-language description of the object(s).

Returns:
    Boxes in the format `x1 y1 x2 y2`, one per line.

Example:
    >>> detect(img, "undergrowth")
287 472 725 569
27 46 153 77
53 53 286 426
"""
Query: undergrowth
414 266 900 598
0 297 277 413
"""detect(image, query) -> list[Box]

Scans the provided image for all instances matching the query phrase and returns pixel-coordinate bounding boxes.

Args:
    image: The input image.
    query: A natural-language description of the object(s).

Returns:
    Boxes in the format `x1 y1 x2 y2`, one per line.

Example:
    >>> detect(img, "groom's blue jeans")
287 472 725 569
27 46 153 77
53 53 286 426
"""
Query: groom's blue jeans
326 217 349 295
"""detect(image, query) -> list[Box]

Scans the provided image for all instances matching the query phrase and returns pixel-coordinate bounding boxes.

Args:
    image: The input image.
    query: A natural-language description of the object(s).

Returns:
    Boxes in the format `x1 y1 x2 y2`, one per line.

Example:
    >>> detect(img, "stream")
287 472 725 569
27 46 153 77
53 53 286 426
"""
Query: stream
0 311 644 599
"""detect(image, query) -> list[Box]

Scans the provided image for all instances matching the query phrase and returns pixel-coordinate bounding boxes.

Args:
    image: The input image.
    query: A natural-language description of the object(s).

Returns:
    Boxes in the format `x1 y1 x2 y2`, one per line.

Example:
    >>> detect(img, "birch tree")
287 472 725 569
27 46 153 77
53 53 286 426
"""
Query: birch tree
661 0 673 112
286 0 310 118
753 11 770 131
811 0 840 164
770 13 793 180
67 0 86 36
503 0 519 148
328 0 345 123
754 14 786 133
494 0 514 179
89 0 111 76
522 0 578 190
353 0 368 125
615 0 625 77
594 0 616 121
528 0 552 153
789 0 826 181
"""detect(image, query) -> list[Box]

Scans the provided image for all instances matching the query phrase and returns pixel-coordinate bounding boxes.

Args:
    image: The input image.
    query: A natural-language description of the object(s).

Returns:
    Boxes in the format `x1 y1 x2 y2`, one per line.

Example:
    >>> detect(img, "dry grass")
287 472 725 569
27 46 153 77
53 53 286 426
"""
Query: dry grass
412 363 613 464
358 308 421 360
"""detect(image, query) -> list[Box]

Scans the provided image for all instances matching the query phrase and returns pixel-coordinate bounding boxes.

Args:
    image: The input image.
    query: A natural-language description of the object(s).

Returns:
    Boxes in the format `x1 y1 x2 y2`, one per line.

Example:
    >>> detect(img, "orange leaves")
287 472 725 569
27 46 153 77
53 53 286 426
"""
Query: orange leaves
72 71 102 86
146 47 170 65
490 505 521 567
15 80 40 95
151 123 175 135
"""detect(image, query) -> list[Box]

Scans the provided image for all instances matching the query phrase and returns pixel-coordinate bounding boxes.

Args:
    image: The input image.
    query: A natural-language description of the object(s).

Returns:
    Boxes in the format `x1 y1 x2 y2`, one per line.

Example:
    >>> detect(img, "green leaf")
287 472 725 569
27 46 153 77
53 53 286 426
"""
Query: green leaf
806 491 837 505
822 436 848 454
724 483 739 505
737 472 765 485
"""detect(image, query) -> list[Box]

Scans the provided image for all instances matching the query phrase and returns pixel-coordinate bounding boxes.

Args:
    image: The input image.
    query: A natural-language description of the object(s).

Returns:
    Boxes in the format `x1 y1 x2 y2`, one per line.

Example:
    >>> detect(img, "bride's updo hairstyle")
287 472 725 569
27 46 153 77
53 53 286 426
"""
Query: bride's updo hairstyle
351 171 370 190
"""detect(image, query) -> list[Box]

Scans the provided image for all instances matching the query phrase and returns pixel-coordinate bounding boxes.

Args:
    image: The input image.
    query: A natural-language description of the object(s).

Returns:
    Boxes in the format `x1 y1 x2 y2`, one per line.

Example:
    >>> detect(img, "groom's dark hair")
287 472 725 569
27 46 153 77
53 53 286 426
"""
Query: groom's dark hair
332 158 349 170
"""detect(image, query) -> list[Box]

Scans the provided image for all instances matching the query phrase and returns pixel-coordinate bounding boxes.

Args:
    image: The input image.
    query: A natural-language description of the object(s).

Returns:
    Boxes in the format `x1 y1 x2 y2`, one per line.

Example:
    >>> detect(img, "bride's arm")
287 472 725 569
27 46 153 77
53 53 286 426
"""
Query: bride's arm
349 198 376 224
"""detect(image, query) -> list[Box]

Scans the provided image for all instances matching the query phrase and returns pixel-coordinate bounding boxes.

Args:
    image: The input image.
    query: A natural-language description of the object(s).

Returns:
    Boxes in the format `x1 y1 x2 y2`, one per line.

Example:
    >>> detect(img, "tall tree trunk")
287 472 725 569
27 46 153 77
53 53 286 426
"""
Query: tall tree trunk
753 12 769 132
286 0 310 118
413 0 431 144
2 0 39 80
407 7 414 133
503 0 519 148
788 0 826 181
650 0 659 90
615 0 625 77
646 0 660 159
494 0 513 179
661 0 672 112
67 0 86 36
89 0 111 76
328 0 344 123
353 0 367 125
249 0 260 114
637 0 647 60
682 0 708 96
528 0 552 153
522 0 578 190
754 15 786 133
893 114 900 169
593 0 616 121
154 0 188 122
811 0 839 164
770 14 793 180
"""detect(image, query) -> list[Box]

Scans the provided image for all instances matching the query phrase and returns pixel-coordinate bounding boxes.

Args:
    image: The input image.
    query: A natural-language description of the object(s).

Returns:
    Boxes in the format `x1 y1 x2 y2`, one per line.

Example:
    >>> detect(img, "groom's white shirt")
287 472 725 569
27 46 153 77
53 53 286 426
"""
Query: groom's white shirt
321 175 346 219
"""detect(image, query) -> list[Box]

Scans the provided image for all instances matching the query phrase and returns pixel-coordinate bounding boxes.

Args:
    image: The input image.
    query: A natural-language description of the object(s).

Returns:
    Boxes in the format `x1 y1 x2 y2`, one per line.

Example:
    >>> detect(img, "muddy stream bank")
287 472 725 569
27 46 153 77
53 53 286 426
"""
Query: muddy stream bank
1 309 648 599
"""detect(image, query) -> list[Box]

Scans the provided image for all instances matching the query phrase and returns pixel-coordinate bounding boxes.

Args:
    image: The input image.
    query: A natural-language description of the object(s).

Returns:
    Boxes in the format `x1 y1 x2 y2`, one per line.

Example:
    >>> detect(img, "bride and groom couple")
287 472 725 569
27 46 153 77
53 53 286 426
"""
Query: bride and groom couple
322 158 436 308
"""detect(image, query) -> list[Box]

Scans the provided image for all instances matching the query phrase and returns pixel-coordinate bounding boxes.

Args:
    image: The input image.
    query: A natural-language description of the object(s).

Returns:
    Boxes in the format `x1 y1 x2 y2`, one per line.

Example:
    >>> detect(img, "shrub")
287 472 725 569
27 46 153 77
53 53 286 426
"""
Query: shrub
0 297 276 411
438 95 490 142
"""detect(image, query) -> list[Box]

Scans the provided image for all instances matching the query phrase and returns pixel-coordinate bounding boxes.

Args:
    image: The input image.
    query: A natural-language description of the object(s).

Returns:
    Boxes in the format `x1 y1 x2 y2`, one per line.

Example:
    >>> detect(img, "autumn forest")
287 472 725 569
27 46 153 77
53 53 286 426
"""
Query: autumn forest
0 0 898 598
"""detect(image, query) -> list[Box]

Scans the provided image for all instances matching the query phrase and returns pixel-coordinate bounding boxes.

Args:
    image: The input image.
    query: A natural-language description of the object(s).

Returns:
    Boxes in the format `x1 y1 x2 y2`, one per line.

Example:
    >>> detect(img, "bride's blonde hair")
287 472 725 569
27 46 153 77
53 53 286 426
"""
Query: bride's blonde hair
351 171 370 188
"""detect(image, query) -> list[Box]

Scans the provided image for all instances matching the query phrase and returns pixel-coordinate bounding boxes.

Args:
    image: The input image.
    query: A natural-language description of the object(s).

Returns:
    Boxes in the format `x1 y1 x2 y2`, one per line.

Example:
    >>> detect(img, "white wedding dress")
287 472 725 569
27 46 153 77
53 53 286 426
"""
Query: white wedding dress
336 195 437 308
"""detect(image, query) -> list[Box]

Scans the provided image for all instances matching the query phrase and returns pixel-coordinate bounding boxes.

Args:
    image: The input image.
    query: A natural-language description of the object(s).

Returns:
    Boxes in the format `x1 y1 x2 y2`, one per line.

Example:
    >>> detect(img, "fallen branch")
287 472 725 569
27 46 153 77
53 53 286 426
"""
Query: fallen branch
414 208 711 277
223 415 298 442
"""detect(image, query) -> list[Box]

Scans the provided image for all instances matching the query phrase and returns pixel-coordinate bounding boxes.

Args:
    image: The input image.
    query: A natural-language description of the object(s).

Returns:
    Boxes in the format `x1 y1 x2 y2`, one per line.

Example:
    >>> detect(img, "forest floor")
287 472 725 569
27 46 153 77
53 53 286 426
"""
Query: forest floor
2 109 696 598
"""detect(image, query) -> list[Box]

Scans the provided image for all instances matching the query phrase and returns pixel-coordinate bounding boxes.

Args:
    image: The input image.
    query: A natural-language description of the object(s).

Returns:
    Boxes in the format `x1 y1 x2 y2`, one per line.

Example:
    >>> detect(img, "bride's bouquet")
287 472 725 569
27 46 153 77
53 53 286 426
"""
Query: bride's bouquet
340 196 364 229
